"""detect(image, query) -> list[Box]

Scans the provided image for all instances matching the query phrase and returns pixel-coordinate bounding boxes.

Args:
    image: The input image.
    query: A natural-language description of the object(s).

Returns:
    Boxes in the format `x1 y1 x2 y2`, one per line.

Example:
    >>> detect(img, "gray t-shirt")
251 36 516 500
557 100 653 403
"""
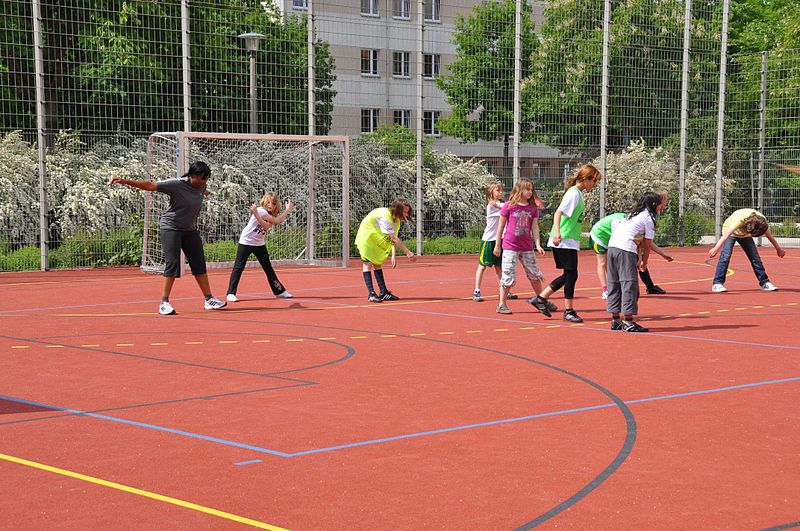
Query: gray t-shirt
156 177 206 231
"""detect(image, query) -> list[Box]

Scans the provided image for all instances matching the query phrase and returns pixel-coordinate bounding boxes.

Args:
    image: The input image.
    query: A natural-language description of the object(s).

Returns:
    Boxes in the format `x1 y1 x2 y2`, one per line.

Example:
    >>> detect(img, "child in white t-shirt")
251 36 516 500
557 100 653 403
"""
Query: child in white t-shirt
226 192 294 302
606 191 662 332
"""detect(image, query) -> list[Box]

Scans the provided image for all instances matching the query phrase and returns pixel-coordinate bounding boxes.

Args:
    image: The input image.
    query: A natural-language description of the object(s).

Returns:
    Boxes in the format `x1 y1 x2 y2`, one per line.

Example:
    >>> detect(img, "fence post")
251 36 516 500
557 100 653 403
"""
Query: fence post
32 0 49 270
415 0 424 255
678 0 692 246
757 51 767 245
598 0 611 217
714 0 730 240
308 0 315 135
182 0 191 132
512 0 521 183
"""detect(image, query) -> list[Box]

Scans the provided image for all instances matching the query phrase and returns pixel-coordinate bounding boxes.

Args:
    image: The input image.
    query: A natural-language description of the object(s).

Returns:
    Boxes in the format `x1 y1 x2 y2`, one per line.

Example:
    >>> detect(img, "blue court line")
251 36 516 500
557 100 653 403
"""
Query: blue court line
0 395 291 458
2 375 798 459
234 459 262 466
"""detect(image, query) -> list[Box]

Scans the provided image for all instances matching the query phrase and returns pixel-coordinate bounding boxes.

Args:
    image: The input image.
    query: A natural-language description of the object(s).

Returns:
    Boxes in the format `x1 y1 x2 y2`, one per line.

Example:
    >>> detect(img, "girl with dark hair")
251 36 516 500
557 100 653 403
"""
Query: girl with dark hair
109 161 226 315
605 191 662 333
355 198 416 302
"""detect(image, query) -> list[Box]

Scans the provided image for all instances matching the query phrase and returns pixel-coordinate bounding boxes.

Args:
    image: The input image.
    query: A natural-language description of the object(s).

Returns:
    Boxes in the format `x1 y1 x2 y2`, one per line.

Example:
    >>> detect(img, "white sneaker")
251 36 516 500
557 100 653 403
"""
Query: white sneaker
761 281 778 291
226 294 239 302
601 290 608 300
277 291 293 298
204 296 227 310
712 284 728 293
159 301 176 315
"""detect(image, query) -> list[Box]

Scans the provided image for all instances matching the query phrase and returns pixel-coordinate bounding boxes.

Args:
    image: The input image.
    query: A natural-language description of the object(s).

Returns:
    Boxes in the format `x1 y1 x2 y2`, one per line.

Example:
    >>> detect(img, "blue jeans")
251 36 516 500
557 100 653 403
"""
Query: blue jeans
713 236 769 286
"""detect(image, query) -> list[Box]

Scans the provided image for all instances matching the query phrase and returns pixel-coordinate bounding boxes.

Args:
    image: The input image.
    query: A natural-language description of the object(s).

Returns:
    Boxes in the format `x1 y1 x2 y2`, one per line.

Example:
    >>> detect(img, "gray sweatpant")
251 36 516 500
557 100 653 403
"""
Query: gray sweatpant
606 247 640 316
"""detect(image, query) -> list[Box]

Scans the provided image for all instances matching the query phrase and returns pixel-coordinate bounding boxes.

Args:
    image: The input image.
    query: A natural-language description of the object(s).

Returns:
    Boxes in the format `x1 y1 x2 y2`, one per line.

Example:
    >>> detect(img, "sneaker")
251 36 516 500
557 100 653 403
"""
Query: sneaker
368 292 383 303
159 301 176 315
380 291 400 301
563 310 583 323
622 321 649 333
226 293 239 303
611 319 623 331
277 291 294 298
496 303 512 315
473 290 483 302
545 300 558 313
527 296 552 317
204 297 227 310
711 283 728 293
507 293 519 300
601 290 608 300
761 281 778 291
646 285 667 295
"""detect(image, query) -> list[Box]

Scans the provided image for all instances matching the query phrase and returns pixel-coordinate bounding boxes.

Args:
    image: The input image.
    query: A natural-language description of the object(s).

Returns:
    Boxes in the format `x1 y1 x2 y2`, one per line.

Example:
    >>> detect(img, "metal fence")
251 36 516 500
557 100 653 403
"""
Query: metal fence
1 0 798 271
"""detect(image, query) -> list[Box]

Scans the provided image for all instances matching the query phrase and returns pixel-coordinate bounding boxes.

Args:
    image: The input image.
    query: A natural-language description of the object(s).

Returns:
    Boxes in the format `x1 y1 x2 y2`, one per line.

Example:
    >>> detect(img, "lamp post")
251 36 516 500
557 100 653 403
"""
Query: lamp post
238 32 266 134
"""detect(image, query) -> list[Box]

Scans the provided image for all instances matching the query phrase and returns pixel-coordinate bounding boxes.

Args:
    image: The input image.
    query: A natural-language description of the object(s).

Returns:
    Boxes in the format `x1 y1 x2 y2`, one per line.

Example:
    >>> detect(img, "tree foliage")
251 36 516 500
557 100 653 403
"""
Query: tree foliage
0 0 335 137
436 0 539 152
523 0 723 155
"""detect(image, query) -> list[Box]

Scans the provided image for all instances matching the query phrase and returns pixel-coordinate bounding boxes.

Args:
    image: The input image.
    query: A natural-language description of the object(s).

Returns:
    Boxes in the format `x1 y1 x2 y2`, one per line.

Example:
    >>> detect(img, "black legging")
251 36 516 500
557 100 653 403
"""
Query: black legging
227 243 286 295
549 269 579 299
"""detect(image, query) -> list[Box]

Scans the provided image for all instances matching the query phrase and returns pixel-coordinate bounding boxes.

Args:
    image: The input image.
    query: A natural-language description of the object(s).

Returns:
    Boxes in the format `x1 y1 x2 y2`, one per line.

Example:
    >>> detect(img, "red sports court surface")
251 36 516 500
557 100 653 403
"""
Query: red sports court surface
1 247 798 529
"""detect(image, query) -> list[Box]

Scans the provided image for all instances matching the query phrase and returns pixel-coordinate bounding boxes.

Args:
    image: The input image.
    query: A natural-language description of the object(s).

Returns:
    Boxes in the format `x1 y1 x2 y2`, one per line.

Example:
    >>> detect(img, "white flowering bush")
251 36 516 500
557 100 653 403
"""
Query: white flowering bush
584 140 729 244
0 131 39 248
350 136 493 241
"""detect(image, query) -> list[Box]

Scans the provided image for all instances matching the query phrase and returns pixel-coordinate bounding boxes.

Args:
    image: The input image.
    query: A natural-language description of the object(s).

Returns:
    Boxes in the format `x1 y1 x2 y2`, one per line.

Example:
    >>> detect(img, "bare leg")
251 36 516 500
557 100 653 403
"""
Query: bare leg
474 265 486 292
194 273 212 297
162 276 176 300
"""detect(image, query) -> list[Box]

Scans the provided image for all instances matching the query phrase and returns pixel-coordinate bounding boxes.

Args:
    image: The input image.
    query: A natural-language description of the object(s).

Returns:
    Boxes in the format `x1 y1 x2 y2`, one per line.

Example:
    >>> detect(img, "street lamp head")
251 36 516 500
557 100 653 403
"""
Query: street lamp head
238 32 266 54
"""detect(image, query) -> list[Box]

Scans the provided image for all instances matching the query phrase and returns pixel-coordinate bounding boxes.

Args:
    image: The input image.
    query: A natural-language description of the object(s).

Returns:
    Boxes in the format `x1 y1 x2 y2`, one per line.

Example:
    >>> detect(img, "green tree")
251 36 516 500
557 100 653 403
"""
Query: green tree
435 0 538 176
524 0 722 155
0 0 336 138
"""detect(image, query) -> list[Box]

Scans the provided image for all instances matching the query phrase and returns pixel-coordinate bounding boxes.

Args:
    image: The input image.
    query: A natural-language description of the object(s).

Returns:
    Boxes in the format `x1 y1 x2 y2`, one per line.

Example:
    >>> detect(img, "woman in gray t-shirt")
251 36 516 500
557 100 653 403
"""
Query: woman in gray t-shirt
109 161 226 315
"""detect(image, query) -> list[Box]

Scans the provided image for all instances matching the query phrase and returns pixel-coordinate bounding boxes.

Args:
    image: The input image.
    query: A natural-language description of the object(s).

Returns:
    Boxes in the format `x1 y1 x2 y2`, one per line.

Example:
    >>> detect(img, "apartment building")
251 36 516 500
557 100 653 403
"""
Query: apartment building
278 1 564 179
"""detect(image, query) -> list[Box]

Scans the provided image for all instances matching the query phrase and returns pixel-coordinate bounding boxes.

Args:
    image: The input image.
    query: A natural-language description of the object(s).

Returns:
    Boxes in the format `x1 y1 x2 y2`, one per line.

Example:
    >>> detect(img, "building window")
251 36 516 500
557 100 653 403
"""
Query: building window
393 109 411 128
291 0 307 8
393 0 410 19
423 111 440 136
361 49 379 76
361 109 380 133
361 0 379 16
424 0 440 22
393 51 411 78
423 54 440 79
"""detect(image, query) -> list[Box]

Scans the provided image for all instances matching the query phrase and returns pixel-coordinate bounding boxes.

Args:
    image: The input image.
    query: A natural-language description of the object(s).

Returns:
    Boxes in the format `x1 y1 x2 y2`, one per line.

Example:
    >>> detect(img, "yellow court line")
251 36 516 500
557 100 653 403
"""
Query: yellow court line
0 452 287 530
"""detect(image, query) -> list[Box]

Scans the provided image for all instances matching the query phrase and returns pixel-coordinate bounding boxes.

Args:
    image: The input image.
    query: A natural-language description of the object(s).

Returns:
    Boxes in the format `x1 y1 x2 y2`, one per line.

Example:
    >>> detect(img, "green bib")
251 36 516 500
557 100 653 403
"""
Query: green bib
551 186 584 241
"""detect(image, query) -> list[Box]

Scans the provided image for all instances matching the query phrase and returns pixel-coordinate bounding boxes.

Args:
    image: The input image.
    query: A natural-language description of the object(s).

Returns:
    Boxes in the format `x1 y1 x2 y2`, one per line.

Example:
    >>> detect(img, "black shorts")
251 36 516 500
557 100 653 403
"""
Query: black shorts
551 247 578 270
160 228 206 277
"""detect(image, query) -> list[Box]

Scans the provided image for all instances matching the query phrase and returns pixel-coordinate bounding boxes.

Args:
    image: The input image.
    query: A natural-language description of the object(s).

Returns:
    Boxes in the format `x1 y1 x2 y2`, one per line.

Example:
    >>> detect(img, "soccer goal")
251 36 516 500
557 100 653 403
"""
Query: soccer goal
143 132 350 274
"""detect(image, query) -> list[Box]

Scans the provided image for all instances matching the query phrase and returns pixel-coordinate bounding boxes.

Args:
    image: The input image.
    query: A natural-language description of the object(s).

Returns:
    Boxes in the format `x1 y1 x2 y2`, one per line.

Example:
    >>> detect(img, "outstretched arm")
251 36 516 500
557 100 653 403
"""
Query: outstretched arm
388 233 414 261
764 228 786 258
708 225 738 258
639 238 652 272
650 242 673 262
109 176 157 192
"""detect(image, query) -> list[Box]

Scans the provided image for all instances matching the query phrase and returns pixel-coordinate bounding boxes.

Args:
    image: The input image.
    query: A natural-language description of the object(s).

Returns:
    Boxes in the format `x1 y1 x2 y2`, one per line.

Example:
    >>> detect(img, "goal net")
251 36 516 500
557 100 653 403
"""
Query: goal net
143 132 350 273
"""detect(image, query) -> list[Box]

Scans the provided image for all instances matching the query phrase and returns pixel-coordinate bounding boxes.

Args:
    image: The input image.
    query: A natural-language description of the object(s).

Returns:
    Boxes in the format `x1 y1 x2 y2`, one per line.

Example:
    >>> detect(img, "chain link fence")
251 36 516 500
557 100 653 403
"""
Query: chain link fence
1 0 798 271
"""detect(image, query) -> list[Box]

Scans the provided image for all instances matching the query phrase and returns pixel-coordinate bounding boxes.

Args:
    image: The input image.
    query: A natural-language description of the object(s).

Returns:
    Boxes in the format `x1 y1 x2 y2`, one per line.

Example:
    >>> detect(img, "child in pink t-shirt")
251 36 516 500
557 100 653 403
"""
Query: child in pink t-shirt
492 179 554 315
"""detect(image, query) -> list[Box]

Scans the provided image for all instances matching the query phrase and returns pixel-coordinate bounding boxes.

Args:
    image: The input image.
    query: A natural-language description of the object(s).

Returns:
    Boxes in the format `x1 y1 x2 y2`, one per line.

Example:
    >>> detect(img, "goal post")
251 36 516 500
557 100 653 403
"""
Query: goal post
143 132 350 274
